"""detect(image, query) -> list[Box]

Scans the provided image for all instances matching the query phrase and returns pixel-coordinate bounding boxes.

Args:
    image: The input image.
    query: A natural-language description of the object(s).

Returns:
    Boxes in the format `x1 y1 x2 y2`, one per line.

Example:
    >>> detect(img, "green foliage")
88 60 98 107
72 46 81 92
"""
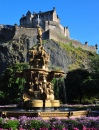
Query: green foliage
0 91 4 99
82 75 99 98
77 47 83 51
30 119 50 129
82 98 93 104
30 120 42 129
50 118 65 129
53 66 63 71
64 53 99 104
69 42 72 47
0 116 99 129
15 77 26 91
85 54 99 100
39 120 50 129
52 78 60 100
59 42 89 70
13 62 29 71
42 40 47 44
0 62 28 104
60 42 87 57
89 54 99 73
65 69 90 103
52 78 66 103
2 119 19 130
0 118 3 124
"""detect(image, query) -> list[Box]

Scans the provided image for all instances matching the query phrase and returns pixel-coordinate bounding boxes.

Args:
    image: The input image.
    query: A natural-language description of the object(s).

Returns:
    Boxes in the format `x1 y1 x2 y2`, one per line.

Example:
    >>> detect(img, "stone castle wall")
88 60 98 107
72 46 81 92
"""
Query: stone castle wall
53 8 60 23
48 29 70 44
13 26 37 39
45 21 69 38
47 29 96 52
0 25 96 52
71 40 96 52
0 27 15 41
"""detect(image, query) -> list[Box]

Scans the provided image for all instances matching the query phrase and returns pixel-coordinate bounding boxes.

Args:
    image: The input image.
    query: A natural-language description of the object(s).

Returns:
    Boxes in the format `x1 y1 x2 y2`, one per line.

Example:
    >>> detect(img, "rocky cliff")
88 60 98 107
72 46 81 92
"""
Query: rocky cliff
0 35 94 75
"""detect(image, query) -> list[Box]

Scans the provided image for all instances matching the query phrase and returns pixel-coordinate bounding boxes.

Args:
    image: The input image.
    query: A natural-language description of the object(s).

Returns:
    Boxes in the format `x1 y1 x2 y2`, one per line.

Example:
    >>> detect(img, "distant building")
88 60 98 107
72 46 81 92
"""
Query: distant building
20 7 70 38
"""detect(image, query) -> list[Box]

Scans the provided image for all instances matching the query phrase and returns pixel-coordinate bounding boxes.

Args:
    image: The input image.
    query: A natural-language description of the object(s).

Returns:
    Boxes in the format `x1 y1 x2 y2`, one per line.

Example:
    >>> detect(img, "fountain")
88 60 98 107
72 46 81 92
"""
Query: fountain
1 25 90 119
20 24 65 110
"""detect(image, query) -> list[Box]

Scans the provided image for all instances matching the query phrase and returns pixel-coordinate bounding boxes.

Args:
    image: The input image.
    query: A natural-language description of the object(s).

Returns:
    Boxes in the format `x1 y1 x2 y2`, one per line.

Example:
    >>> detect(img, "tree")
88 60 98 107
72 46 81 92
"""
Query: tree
65 69 90 104
89 54 99 73
87 54 99 99
52 77 66 103
0 62 28 105
82 75 99 99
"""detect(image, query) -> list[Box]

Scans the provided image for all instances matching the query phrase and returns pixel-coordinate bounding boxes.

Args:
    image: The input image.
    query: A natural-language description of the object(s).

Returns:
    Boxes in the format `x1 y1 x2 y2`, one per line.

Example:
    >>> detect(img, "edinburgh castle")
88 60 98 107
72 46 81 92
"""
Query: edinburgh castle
0 7 98 52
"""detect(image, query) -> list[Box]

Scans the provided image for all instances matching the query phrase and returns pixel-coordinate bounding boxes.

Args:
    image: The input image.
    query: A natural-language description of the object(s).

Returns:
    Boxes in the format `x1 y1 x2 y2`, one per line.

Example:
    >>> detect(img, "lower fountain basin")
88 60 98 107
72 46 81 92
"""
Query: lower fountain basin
0 105 90 119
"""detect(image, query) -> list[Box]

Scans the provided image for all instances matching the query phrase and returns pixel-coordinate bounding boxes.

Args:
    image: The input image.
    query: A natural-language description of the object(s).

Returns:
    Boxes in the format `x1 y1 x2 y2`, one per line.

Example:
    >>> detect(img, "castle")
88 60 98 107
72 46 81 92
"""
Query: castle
0 7 98 52
20 7 69 38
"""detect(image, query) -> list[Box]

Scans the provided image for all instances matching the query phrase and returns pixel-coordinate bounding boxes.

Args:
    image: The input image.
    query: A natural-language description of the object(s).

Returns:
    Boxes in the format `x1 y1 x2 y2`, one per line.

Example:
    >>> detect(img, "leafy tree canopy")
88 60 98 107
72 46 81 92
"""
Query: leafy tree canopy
89 54 99 73
0 62 28 105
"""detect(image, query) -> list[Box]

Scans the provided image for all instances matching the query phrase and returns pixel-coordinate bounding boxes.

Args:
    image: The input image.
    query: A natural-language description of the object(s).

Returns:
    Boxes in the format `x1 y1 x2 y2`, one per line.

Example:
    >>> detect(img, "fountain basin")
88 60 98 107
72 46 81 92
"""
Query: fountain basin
0 105 90 119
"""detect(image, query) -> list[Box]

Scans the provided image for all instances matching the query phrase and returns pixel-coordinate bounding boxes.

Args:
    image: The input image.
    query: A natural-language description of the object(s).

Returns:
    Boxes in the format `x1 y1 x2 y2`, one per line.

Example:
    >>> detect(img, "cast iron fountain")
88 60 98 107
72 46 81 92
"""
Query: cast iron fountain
20 24 65 110
1 25 90 119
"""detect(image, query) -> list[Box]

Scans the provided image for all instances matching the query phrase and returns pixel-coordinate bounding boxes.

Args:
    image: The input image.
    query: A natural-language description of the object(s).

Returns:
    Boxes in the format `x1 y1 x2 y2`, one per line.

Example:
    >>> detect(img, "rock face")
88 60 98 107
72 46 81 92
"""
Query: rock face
43 40 92 72
0 34 92 75
43 40 72 72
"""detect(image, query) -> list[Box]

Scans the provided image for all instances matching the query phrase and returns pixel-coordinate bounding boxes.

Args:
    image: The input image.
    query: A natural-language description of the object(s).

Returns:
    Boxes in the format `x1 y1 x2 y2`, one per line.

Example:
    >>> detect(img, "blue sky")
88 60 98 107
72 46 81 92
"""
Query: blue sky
0 0 99 52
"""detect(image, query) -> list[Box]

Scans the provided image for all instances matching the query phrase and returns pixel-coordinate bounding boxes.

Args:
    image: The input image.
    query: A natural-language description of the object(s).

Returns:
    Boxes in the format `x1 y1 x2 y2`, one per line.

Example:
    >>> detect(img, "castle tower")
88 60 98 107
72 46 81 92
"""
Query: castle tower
64 26 70 38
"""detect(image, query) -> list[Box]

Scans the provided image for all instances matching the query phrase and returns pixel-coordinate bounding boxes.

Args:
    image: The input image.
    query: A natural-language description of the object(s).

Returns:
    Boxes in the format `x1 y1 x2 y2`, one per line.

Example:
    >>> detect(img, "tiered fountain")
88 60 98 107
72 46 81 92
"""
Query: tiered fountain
1 25 89 119
22 25 65 110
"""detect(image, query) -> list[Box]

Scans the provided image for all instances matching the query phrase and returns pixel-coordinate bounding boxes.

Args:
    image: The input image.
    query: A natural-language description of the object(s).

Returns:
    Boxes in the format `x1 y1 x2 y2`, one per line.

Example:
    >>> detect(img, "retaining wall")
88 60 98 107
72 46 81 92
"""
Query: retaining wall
14 27 37 39
48 29 96 52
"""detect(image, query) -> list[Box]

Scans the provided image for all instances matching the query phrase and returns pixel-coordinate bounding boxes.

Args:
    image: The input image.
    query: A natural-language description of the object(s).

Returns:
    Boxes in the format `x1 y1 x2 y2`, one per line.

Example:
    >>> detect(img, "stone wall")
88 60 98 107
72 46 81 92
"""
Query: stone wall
13 26 37 39
0 25 96 53
48 29 70 44
44 21 69 37
0 27 15 41
47 29 96 52
53 8 60 23
72 40 96 52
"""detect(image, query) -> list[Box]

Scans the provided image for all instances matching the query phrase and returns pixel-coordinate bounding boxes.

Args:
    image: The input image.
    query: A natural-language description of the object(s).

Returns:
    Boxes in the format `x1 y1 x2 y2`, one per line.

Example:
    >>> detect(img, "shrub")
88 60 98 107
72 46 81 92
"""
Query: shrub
2 117 19 130
82 98 93 104
0 116 99 129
